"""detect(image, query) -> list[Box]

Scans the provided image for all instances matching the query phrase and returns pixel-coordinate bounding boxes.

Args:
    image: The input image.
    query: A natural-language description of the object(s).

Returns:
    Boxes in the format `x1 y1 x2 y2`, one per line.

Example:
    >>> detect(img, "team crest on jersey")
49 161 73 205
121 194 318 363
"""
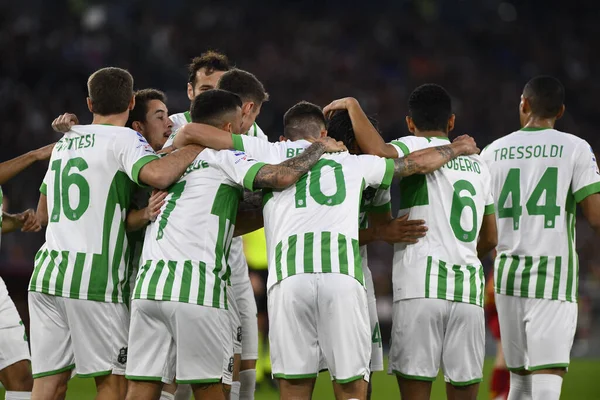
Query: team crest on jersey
117 347 128 364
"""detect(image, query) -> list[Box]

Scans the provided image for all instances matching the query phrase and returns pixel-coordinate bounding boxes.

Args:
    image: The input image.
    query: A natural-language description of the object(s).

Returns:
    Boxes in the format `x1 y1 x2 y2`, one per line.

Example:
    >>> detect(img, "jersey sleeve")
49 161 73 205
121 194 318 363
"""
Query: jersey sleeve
214 150 267 192
114 130 160 185
481 164 495 215
388 136 427 157
366 188 391 214
39 167 51 195
357 155 395 190
231 134 285 164
572 140 600 203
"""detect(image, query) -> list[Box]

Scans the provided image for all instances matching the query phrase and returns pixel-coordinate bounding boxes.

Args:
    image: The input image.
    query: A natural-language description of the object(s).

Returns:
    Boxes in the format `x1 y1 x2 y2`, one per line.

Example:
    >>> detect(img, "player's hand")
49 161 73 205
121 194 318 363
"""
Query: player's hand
323 97 359 119
452 135 480 155
376 214 427 244
33 143 56 161
17 209 42 232
171 128 188 149
311 136 348 153
51 113 79 133
158 145 175 155
144 190 168 222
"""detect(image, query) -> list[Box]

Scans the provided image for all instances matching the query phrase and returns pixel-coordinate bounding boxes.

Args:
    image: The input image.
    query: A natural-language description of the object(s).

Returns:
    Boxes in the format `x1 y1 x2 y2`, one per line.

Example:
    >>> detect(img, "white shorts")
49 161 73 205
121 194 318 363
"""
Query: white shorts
495 294 577 371
228 285 243 356
318 266 383 373
28 292 129 378
388 298 484 386
126 299 233 384
0 279 30 371
269 273 370 383
232 278 258 360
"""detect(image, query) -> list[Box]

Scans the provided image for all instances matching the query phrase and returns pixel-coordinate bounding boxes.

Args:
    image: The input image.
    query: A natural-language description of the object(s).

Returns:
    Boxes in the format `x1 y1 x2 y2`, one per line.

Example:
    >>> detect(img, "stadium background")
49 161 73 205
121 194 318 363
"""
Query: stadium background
1 0 599 398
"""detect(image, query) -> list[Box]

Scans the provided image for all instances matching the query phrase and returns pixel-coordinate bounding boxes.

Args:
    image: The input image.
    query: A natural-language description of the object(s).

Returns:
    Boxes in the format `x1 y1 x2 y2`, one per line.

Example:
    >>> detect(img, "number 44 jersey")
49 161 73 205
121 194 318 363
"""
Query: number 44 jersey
30 125 159 303
482 128 600 303
390 136 495 307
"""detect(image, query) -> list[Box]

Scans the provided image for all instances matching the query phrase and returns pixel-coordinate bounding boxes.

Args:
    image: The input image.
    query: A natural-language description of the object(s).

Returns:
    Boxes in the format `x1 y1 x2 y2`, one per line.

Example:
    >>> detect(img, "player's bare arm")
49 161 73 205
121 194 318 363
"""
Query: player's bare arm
324 97 399 158
0 143 55 185
477 213 498 258
172 122 234 150
2 209 41 233
126 190 168 232
361 213 428 246
392 136 479 177
138 145 204 189
35 194 48 228
579 193 600 236
233 191 264 236
253 138 346 189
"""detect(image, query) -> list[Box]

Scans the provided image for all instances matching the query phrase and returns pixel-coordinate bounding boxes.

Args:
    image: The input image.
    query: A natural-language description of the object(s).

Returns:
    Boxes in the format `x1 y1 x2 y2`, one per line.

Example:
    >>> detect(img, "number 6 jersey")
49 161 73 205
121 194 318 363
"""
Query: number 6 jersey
390 136 495 307
30 125 159 303
481 128 600 302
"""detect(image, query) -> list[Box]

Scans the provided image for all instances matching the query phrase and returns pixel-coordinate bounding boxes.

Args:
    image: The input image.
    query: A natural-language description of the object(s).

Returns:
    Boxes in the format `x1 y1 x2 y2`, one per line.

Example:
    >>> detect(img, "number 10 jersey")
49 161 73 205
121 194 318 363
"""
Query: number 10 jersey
390 136 495 307
482 128 600 302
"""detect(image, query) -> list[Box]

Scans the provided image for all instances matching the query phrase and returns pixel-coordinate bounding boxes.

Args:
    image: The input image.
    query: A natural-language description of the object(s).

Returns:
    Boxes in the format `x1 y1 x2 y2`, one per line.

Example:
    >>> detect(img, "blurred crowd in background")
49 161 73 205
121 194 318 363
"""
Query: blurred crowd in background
1 0 599 354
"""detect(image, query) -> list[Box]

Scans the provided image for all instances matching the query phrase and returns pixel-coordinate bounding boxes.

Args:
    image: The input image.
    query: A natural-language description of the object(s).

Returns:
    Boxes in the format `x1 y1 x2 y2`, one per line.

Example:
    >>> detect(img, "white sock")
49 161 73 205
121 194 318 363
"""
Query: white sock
230 381 241 400
239 369 256 400
174 384 192 400
5 392 32 400
532 374 563 400
159 392 175 400
508 373 532 400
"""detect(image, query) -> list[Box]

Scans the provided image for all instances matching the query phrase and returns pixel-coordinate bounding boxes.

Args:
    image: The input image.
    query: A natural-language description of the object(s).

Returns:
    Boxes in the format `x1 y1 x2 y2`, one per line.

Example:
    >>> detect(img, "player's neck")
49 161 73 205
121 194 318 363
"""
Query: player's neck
92 112 129 127
521 117 555 131
414 130 448 139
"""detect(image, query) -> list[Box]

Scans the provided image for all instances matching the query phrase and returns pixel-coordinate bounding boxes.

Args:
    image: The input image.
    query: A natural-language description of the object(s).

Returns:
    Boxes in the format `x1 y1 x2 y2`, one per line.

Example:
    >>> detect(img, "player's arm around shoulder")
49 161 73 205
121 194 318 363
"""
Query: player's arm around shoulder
172 122 235 151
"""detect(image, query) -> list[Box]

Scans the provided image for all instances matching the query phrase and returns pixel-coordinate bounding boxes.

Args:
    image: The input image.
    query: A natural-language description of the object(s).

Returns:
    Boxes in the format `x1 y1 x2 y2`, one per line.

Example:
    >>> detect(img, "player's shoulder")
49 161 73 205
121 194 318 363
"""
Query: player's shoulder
389 135 426 153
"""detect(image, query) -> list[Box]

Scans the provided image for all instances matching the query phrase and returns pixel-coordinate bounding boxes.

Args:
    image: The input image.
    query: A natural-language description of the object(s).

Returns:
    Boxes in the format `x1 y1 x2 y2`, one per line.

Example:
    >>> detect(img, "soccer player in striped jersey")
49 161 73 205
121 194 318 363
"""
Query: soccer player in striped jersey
125 89 346 400
173 101 479 399
481 76 600 400
0 144 54 400
325 85 497 400
28 67 207 400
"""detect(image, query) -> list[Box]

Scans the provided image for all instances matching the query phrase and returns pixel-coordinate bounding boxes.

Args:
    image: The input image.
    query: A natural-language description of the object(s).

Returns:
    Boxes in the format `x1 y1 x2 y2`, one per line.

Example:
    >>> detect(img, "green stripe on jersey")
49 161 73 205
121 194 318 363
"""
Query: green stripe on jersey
287 235 298 277
351 239 363 285
304 233 314 273
437 260 447 299
321 232 332 273
452 265 464 302
535 256 548 298
232 134 245 151
243 163 267 191
391 141 410 156
484 204 495 215
338 234 348 275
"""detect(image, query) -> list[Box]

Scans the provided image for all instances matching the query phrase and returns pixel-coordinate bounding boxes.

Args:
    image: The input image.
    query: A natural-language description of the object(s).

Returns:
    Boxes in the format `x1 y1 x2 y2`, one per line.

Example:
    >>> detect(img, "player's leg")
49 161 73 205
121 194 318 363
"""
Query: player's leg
525 298 577 400
268 274 320 400
442 302 485 400
318 274 370 400
362 266 382 400
0 284 33 397
28 293 74 400
233 278 259 400
495 294 531 400
249 269 270 386
388 298 445 400
227 284 243 400
172 302 232 400
125 299 174 400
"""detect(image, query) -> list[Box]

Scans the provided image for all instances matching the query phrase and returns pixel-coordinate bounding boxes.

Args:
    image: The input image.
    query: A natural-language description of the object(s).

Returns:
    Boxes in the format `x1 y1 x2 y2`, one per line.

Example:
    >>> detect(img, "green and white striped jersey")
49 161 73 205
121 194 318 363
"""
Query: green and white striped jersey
29 125 159 303
133 149 266 309
481 128 600 302
359 187 391 267
231 134 395 291
390 136 494 307
169 111 268 141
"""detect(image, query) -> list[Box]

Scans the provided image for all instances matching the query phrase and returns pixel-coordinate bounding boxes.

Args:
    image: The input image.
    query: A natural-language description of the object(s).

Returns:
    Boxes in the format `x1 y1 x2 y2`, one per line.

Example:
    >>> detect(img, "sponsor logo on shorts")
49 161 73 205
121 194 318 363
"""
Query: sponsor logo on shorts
118 347 128 365
236 327 243 342
228 357 234 373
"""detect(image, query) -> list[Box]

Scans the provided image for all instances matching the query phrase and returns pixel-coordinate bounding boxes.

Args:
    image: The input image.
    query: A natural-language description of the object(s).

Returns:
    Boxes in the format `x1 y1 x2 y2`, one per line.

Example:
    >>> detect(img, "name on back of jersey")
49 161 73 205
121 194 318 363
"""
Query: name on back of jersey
182 159 210 177
55 134 96 152
491 144 564 162
443 156 481 174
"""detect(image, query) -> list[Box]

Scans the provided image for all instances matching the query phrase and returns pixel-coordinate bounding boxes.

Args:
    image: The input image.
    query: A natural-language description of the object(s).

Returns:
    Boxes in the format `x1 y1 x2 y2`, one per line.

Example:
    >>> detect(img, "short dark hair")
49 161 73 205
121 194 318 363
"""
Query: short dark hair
327 110 380 151
188 51 231 85
283 101 326 140
408 84 452 132
190 89 242 127
127 89 167 128
217 68 269 105
523 76 565 118
87 67 134 116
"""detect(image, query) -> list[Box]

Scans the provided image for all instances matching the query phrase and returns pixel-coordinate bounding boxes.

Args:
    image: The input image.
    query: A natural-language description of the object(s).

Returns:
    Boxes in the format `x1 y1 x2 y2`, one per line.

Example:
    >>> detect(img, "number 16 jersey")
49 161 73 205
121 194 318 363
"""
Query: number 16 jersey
390 136 494 307
482 128 600 302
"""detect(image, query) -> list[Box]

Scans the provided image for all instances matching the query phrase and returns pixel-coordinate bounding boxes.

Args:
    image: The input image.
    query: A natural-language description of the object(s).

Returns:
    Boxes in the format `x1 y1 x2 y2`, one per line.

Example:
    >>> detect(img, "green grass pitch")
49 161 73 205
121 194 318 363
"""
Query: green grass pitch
3 358 599 399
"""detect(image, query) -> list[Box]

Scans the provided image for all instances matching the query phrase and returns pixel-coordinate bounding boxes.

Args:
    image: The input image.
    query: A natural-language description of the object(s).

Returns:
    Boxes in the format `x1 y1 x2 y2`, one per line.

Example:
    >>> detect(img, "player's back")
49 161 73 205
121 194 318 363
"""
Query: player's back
391 136 494 306
30 124 158 303
482 128 600 301
261 140 394 290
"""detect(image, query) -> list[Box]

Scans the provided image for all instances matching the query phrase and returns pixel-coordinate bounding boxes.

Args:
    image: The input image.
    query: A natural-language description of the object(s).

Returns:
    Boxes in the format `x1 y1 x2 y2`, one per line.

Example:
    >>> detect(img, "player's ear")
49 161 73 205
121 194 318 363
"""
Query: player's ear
447 114 456 133
320 129 328 138
131 121 143 133
406 116 416 134
129 95 135 111
520 95 529 114
242 102 253 116
278 135 287 142
223 122 233 133
187 83 195 101
86 97 93 113
556 104 565 120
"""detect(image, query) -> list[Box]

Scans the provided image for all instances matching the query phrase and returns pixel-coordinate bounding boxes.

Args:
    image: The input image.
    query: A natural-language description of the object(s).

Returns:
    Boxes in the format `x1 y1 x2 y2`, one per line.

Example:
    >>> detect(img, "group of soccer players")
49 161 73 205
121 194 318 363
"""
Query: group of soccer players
0 49 597 400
